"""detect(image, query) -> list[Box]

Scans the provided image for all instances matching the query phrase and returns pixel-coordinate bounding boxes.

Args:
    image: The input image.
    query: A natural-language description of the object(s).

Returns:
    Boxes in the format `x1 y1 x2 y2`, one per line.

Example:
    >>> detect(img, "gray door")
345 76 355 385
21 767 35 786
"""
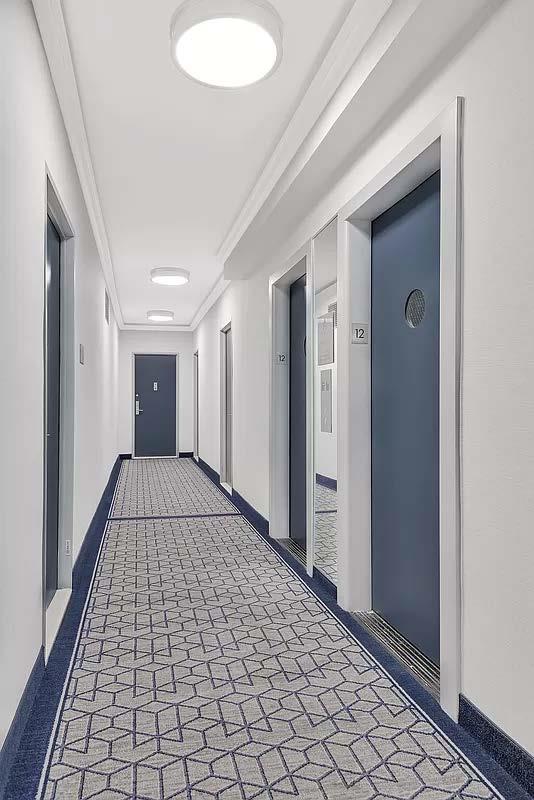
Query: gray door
134 354 176 457
45 217 61 608
371 171 440 664
224 329 233 485
290 274 307 551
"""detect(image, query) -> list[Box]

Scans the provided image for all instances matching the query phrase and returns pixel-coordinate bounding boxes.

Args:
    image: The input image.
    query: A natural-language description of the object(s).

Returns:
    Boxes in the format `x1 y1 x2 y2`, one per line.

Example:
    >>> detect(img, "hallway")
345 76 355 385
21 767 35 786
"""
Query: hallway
39 459 500 800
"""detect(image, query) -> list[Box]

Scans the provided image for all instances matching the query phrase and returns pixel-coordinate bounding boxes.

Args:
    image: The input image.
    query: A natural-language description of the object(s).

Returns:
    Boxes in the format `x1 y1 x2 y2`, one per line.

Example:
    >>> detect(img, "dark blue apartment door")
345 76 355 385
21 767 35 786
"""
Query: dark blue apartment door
289 274 307 551
134 354 177 457
371 171 440 664
45 217 61 608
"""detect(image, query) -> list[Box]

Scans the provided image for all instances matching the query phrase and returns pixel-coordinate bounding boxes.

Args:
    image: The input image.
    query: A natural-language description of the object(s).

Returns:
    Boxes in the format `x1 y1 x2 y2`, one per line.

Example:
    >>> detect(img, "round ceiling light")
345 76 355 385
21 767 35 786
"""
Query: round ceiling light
150 267 190 286
147 310 175 322
170 0 283 88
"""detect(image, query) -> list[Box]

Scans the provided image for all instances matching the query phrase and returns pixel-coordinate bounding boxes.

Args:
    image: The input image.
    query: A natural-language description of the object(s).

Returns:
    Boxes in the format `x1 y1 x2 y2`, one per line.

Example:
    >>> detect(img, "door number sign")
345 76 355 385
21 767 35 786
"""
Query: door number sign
352 323 369 344
275 353 287 365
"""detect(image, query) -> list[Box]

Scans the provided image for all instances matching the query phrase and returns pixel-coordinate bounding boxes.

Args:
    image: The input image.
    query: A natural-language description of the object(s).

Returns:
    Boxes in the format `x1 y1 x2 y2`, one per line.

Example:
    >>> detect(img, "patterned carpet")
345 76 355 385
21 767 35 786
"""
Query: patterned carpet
40 459 502 800
314 484 337 582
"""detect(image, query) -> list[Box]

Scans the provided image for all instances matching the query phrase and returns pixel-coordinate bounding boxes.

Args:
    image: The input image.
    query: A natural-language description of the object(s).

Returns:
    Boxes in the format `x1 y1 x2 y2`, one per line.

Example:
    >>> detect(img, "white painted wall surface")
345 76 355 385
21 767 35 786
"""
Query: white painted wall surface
194 271 271 519
315 284 338 481
0 0 119 749
118 331 194 455
194 0 534 755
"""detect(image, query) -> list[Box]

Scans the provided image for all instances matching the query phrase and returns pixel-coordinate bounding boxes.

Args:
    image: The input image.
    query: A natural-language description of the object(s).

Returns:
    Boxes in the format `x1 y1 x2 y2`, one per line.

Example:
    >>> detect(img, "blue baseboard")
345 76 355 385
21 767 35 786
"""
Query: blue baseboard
0 650 45 800
1 455 122 800
231 490 269 538
197 457 219 485
196 457 233 502
316 473 337 491
459 696 534 797
312 566 337 599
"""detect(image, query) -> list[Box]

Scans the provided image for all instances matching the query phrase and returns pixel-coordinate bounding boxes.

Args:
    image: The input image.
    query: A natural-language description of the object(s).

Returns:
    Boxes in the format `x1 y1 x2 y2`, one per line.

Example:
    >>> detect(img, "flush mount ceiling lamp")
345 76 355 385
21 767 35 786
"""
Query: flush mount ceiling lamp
147 310 175 323
170 0 283 88
150 267 190 286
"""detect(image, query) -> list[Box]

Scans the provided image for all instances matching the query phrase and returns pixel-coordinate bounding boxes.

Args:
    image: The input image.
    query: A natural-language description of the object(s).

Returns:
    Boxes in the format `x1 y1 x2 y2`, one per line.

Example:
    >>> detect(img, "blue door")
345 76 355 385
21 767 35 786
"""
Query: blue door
290 274 307 551
45 217 61 608
371 172 440 664
134 354 177 457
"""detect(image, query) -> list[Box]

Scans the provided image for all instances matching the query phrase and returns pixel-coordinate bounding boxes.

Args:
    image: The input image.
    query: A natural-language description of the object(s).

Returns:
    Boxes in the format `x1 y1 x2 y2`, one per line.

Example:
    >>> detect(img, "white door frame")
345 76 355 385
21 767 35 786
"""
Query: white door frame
131 352 180 458
337 98 464 719
219 323 233 489
269 244 315 575
193 351 199 461
43 170 76 659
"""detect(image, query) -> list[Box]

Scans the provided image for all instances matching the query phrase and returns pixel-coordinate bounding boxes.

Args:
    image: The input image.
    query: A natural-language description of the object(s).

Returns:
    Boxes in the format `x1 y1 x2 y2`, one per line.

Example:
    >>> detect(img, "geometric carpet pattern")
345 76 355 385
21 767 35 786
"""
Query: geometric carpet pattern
42 459 501 800
314 512 337 583
314 484 337 514
314 483 337 583
111 459 236 519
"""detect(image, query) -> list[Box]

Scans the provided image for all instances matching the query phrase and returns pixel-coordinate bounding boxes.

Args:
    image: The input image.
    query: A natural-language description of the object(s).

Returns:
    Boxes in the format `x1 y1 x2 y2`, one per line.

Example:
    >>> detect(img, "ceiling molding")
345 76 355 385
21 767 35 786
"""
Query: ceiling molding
217 0 394 267
223 0 502 279
189 273 230 330
120 271 229 333
32 0 124 327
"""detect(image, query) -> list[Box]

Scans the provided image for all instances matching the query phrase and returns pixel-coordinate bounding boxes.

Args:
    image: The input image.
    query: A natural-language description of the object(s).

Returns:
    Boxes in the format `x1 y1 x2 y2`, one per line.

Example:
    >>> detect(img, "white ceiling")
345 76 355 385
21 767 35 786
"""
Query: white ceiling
61 0 354 327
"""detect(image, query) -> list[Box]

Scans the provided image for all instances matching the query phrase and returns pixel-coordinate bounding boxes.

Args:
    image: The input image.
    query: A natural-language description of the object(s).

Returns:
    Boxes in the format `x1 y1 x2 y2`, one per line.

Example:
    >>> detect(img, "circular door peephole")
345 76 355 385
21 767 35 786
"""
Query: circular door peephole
405 289 426 328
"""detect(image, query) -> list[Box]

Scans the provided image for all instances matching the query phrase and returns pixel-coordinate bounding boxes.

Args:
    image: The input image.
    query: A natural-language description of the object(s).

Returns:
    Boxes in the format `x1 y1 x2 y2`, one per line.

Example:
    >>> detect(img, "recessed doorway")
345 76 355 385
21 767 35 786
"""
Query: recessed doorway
220 325 233 490
43 175 76 660
193 351 199 461
44 216 61 609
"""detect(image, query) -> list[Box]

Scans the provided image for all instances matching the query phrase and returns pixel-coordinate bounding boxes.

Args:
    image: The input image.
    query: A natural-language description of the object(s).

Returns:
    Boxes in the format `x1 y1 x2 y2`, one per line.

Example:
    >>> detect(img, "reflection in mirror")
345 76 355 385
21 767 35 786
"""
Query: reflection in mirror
313 219 338 584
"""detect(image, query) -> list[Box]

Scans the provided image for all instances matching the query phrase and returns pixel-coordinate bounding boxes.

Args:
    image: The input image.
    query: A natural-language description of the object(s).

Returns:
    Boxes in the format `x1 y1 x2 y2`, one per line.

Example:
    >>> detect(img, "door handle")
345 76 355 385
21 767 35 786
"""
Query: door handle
135 400 143 415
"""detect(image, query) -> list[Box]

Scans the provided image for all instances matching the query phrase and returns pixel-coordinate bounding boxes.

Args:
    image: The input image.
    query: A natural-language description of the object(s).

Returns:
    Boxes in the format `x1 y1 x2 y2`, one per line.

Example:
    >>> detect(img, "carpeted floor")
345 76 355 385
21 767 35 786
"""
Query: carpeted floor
40 458 502 800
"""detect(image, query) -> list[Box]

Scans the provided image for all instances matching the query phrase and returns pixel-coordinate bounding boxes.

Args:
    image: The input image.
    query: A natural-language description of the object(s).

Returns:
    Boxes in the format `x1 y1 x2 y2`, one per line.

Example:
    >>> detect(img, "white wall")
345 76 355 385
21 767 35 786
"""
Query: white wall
118 331 194 455
192 0 534 755
0 0 119 748
194 272 271 518
315 284 338 481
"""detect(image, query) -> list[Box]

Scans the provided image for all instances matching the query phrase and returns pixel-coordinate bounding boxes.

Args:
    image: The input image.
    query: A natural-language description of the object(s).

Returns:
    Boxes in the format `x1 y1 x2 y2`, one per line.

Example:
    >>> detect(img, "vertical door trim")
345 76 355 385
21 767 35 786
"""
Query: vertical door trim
193 351 199 461
269 244 315 576
43 170 76 659
219 323 232 489
131 352 179 458
337 98 464 719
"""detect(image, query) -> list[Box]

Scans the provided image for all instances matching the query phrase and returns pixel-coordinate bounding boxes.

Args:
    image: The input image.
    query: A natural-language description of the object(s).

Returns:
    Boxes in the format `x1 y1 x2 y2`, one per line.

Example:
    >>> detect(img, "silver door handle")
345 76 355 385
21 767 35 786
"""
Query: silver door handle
135 400 143 415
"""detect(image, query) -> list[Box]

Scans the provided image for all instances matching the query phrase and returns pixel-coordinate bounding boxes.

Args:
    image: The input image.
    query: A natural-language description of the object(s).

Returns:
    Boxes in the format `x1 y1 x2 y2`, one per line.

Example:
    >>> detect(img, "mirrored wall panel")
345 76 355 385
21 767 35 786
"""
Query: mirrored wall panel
313 219 338 583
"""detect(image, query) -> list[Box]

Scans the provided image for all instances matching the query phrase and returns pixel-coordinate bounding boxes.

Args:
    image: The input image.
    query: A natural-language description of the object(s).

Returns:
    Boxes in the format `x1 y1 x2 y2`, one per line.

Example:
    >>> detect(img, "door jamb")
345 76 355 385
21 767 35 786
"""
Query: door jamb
269 244 315 576
43 169 76 659
336 97 464 719
193 351 199 461
219 323 232 490
131 352 180 458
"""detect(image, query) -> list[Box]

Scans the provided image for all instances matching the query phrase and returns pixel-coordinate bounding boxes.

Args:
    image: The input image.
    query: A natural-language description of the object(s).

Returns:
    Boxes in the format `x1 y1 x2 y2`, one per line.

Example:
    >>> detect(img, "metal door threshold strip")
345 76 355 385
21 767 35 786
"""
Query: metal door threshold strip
353 610 440 699
280 538 307 567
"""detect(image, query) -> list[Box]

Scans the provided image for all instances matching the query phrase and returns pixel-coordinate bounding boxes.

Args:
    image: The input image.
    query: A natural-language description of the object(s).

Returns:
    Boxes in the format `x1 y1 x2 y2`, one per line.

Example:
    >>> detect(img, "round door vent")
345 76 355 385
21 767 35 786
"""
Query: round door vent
405 289 426 328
